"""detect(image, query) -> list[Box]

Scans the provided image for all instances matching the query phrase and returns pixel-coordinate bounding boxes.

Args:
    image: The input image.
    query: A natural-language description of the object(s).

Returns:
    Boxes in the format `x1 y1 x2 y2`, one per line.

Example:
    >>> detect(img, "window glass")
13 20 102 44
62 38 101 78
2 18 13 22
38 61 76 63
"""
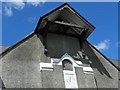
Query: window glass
62 59 73 71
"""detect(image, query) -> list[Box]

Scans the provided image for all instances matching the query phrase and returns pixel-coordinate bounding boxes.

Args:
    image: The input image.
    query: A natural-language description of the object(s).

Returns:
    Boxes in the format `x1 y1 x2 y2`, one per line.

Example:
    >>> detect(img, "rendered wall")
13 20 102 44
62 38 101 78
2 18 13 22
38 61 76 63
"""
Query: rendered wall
0 33 119 89
82 41 119 88
41 65 65 88
75 67 97 88
1 34 45 88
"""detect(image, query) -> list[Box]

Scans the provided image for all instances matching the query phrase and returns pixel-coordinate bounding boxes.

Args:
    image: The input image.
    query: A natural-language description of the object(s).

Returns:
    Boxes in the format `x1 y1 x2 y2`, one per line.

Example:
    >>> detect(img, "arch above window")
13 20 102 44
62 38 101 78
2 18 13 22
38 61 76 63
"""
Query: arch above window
57 53 83 67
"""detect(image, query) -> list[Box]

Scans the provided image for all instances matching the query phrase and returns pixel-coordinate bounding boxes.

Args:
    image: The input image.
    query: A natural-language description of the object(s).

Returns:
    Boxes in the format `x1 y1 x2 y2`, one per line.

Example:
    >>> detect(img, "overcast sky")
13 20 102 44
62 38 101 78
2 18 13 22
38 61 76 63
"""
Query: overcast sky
1 2 119 60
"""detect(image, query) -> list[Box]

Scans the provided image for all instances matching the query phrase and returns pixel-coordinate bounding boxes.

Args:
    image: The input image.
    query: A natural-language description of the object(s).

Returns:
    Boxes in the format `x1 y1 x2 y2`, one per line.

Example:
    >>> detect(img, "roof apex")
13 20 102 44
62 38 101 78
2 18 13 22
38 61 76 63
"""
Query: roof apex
35 3 95 39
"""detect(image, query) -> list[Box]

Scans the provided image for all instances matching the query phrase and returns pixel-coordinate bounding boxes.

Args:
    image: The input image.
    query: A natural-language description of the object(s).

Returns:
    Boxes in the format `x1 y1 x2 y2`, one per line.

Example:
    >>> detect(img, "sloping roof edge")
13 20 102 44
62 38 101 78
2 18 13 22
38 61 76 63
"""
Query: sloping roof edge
0 32 36 58
0 16 44 58
35 3 95 32
86 40 120 71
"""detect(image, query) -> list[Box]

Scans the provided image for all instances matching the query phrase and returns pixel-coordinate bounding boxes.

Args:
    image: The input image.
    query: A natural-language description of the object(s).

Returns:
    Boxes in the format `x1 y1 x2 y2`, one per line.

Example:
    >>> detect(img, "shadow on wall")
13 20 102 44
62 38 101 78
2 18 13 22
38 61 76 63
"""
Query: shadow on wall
0 77 5 89
82 41 112 79
37 32 112 79
38 33 81 58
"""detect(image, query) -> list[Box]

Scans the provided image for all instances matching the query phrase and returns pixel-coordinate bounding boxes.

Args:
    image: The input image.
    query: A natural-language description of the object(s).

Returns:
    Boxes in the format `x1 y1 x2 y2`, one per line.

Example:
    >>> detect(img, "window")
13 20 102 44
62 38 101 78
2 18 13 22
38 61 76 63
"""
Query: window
62 59 73 71
62 59 78 89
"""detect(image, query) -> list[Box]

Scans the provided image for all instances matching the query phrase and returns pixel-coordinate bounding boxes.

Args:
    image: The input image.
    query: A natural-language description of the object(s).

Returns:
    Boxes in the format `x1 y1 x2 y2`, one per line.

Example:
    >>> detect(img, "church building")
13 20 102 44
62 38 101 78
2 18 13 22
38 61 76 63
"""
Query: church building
0 3 119 89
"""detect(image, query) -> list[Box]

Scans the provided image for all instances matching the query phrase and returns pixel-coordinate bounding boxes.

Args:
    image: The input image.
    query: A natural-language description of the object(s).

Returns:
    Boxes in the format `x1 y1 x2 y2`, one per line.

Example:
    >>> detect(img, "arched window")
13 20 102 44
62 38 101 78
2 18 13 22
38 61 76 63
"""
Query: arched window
62 59 73 71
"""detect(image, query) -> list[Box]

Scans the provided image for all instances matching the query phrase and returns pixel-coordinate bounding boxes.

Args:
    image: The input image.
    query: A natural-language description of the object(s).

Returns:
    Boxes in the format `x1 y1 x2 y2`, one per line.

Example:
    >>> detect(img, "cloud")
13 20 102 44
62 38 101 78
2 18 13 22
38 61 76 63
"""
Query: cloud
4 2 25 16
4 4 13 16
3 0 47 17
28 2 41 7
1 0 25 2
27 0 46 7
12 2 25 10
1 0 47 3
28 17 36 23
94 40 110 51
